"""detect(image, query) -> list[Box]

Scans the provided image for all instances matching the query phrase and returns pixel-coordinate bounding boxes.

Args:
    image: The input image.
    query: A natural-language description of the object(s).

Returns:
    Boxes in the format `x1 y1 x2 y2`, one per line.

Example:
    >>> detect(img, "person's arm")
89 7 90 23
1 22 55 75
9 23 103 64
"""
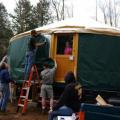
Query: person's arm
0 55 7 66
36 42 45 47
35 38 47 47
54 60 57 69
49 60 57 74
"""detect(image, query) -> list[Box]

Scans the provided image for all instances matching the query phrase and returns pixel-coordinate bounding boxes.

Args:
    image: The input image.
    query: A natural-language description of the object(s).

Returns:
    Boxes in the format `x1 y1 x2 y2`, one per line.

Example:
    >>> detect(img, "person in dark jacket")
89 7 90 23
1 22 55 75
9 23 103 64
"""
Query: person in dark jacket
48 71 83 120
24 30 46 80
0 62 12 112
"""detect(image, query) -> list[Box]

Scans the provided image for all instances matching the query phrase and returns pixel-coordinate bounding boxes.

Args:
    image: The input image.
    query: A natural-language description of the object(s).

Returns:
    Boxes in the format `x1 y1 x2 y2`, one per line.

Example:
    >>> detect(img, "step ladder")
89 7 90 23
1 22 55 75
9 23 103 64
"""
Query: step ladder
16 64 40 114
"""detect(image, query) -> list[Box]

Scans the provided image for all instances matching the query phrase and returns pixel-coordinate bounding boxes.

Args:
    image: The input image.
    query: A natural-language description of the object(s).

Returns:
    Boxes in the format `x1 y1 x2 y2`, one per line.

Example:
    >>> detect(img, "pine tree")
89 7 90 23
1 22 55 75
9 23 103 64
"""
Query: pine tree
0 2 13 58
33 0 52 26
11 0 35 34
0 3 13 39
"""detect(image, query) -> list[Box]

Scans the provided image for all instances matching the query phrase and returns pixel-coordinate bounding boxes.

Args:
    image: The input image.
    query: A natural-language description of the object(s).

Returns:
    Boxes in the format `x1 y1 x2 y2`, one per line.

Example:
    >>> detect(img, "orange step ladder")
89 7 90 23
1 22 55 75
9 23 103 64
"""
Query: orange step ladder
16 64 40 114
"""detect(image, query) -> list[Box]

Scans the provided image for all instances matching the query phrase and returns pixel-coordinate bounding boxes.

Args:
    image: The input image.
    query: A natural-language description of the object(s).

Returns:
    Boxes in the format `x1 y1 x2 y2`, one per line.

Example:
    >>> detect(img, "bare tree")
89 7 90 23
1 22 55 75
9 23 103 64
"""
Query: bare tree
66 3 74 18
98 0 108 24
51 0 61 20
96 0 98 21
114 0 117 26
98 0 120 27
50 0 73 21
113 0 120 27
108 0 113 26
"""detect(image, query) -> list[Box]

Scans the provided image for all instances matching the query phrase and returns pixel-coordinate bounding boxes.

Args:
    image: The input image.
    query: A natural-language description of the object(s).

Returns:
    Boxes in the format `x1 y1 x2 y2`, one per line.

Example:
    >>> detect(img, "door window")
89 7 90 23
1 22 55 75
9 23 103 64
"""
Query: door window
57 34 73 55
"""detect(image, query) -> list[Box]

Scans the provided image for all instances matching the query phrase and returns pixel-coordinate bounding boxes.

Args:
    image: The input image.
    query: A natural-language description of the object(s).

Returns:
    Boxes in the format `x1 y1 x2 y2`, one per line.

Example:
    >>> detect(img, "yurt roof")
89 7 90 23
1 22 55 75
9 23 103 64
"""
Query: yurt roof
10 17 120 42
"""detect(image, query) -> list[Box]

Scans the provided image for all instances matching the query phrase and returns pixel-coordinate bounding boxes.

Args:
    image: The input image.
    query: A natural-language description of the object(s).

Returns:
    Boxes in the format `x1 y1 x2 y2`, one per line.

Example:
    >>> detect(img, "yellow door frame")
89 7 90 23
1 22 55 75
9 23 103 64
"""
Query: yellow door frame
50 33 79 82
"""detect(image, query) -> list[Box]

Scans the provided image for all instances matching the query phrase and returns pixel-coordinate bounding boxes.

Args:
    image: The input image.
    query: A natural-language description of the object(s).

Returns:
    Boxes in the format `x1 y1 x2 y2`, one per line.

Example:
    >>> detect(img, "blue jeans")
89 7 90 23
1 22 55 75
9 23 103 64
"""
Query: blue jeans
0 83 10 111
48 106 74 120
24 50 36 80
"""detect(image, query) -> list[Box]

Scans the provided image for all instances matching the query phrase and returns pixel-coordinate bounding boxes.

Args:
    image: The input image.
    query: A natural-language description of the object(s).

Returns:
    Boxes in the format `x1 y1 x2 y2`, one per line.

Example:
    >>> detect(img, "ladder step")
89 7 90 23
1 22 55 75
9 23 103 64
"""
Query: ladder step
38 99 57 103
23 80 38 84
22 87 28 90
20 96 26 99
21 99 32 102
18 104 24 107
25 81 29 83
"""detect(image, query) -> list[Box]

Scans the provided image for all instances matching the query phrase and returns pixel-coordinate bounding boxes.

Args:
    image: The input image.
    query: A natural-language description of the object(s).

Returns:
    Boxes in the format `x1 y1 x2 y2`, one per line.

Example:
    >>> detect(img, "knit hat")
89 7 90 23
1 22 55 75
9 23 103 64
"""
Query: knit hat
64 71 76 85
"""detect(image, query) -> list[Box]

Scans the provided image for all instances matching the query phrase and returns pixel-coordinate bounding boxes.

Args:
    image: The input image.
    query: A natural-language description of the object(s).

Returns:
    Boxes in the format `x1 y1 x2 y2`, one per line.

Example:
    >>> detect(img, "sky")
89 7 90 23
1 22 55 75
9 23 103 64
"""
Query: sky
0 0 102 21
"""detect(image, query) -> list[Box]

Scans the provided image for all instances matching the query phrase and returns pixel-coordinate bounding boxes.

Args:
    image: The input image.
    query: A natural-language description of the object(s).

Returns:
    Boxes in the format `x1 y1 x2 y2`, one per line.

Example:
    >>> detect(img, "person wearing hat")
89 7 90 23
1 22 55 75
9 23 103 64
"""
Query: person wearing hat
24 30 46 80
48 71 83 120
40 60 57 113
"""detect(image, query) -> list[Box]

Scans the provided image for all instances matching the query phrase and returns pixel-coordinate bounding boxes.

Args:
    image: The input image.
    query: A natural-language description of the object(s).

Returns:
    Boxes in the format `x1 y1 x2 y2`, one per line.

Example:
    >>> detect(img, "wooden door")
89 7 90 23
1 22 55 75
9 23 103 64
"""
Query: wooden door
50 33 78 82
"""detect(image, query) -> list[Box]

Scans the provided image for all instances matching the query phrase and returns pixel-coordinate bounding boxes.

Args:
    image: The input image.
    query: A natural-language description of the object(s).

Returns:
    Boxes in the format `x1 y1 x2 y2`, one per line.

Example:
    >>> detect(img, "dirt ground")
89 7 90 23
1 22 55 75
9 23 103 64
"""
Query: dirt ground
0 102 48 120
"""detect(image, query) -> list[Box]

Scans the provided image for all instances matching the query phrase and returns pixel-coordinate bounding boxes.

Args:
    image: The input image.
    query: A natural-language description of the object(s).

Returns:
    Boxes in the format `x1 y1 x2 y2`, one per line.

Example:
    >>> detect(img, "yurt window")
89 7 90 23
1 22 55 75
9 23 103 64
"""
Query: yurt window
57 34 73 55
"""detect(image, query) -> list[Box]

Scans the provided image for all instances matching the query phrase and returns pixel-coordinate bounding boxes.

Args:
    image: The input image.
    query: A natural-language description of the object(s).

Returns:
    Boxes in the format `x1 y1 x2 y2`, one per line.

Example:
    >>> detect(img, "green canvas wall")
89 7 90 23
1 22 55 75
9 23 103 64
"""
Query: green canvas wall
77 33 120 92
8 35 49 83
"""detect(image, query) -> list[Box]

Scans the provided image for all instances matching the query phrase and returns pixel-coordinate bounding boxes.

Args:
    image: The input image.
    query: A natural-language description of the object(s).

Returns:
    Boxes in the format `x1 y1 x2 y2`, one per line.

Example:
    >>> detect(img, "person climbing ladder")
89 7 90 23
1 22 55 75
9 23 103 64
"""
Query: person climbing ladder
24 30 46 80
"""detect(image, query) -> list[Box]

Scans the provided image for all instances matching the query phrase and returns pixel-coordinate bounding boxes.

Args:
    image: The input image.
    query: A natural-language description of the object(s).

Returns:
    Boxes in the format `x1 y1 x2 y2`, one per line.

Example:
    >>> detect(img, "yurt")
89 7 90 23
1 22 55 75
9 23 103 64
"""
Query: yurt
8 17 120 101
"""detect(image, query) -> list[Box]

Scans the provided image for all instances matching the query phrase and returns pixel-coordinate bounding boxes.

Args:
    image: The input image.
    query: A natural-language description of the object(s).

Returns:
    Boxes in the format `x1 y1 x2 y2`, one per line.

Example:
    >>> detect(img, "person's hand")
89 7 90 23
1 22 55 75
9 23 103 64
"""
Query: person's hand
54 60 57 69
48 109 53 114
2 55 7 62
